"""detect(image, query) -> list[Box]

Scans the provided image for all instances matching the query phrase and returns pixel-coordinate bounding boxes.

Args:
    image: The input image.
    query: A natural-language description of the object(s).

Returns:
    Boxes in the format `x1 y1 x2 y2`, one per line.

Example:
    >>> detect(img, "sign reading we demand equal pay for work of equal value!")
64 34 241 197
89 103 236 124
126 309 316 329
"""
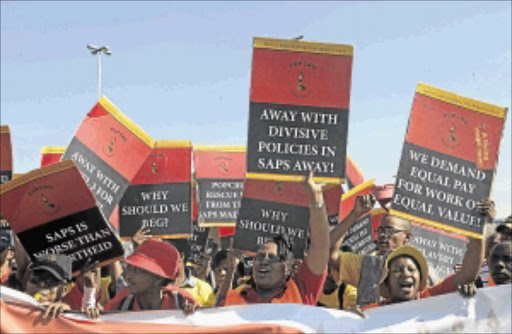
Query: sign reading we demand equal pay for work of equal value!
391 83 508 239
246 37 353 183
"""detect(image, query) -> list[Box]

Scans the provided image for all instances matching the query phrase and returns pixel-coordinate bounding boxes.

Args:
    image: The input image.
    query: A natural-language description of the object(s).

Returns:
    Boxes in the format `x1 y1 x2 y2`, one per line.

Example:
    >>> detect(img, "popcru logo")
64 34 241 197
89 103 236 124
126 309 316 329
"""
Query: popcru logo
288 60 316 98
143 153 168 183
28 184 61 214
215 156 231 175
441 113 468 149
103 127 128 157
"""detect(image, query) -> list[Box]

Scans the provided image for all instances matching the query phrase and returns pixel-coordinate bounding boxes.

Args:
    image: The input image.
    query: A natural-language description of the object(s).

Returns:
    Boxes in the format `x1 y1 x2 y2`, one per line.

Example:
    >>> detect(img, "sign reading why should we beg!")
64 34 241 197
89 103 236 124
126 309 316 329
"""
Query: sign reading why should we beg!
119 140 192 239
391 83 508 239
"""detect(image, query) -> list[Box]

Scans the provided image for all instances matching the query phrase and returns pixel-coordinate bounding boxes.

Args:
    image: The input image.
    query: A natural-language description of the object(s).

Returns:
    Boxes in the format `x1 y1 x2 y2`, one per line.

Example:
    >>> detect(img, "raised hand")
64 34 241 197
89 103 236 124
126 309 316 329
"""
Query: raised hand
132 225 152 248
477 199 495 224
353 194 376 217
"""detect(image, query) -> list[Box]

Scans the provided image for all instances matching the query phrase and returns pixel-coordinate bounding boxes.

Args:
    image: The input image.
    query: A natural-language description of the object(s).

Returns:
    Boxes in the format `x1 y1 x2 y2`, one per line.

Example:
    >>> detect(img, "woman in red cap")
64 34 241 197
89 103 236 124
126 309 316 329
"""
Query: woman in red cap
104 239 198 314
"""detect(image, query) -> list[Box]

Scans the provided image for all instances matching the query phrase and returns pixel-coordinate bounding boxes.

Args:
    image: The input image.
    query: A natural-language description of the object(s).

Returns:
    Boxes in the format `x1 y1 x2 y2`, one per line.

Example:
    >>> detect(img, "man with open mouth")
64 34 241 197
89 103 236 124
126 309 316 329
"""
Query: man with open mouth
218 172 329 306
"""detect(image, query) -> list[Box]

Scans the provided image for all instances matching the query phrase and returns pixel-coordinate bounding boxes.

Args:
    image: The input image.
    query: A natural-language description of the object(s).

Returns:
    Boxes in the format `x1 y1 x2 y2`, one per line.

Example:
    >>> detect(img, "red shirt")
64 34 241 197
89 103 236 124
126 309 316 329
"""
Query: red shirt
1 267 11 285
219 260 327 306
105 286 198 311
363 274 456 310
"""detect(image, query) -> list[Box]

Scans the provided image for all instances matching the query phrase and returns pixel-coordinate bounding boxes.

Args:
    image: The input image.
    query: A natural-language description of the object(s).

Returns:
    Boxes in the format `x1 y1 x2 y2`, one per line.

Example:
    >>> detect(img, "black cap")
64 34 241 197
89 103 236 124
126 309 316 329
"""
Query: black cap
0 229 12 253
30 254 72 282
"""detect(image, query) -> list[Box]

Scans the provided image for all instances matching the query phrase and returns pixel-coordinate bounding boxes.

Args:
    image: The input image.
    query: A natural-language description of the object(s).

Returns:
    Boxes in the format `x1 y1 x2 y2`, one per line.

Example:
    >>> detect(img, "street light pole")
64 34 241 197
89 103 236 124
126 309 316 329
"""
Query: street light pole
86 44 112 99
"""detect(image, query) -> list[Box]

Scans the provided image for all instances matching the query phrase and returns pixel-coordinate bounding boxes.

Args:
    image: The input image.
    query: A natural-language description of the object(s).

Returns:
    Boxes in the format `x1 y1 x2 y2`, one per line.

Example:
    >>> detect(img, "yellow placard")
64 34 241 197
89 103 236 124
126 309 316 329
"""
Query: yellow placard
98 96 155 148
253 37 353 56
389 209 482 239
41 146 66 154
416 83 507 119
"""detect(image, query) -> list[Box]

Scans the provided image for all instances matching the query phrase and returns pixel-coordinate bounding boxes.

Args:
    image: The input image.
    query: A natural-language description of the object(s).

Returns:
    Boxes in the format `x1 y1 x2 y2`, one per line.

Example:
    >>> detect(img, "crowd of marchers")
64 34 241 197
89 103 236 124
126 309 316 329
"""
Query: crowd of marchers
1 172 511 319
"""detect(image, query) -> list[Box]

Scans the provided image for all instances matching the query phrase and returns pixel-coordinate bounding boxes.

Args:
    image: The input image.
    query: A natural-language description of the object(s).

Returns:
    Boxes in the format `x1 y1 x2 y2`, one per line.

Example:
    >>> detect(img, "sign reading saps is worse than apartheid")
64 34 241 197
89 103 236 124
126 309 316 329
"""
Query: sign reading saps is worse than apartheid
391 83 508 239
410 222 468 280
0 126 13 185
234 178 310 259
0 161 124 273
119 140 192 239
247 37 353 183
41 146 66 167
62 97 154 230
194 146 245 227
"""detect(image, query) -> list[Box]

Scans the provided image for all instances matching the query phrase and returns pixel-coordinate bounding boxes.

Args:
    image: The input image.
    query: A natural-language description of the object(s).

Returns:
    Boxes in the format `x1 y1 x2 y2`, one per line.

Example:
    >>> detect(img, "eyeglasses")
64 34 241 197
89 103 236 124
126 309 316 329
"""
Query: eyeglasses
374 226 406 236
254 252 281 263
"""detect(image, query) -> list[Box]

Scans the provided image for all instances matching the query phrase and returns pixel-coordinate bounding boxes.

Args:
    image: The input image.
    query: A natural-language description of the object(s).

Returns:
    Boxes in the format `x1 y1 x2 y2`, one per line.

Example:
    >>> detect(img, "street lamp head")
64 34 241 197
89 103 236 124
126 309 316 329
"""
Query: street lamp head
87 44 99 51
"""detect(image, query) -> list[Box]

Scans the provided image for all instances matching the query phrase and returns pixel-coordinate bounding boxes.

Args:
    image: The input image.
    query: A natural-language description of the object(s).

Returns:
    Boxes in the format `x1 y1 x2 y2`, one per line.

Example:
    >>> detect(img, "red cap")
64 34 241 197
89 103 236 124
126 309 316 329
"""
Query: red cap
124 239 179 279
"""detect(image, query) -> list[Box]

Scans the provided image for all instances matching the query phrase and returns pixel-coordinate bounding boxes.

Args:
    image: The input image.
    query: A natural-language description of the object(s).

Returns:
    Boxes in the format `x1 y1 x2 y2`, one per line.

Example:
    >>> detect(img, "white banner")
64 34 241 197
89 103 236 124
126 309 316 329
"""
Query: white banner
1 285 511 333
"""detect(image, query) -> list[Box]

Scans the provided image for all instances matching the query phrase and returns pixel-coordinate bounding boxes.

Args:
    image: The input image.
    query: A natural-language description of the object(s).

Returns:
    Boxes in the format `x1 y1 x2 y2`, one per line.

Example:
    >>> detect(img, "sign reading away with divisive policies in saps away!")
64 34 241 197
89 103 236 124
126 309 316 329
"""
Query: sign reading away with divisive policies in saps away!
390 83 508 239
119 140 192 239
194 146 245 227
0 161 124 274
246 37 353 183
62 97 154 231
234 178 310 259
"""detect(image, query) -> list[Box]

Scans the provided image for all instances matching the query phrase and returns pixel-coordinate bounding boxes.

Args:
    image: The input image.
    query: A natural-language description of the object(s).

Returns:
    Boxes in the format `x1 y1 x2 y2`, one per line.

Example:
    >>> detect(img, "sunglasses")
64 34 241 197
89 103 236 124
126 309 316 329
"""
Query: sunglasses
254 252 281 263
28 273 61 288
374 226 406 236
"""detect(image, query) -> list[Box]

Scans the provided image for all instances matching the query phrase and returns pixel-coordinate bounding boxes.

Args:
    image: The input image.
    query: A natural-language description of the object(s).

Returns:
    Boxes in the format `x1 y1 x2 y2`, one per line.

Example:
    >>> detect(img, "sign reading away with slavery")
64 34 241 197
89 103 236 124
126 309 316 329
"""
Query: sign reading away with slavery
0 126 12 185
234 178 310 259
343 214 376 254
119 140 192 239
194 147 245 227
0 161 124 274
410 222 468 280
390 83 508 239
246 37 353 183
62 97 154 230
41 146 65 167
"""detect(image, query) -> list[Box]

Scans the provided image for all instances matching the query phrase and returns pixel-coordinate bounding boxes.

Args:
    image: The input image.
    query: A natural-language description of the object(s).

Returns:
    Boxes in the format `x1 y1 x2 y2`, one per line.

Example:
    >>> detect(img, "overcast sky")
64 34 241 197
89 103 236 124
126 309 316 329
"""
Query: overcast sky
1 1 510 217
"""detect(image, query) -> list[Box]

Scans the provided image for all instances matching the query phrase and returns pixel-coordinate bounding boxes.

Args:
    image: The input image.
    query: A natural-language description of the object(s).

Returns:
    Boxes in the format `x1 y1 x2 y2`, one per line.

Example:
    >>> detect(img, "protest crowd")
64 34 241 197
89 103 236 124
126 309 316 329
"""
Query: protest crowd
0 37 511 333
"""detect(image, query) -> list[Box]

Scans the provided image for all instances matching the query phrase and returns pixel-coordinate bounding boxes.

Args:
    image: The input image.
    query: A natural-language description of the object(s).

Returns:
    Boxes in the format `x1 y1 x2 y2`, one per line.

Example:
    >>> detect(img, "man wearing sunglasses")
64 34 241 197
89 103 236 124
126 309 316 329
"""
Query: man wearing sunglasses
219 172 329 306
24 253 73 319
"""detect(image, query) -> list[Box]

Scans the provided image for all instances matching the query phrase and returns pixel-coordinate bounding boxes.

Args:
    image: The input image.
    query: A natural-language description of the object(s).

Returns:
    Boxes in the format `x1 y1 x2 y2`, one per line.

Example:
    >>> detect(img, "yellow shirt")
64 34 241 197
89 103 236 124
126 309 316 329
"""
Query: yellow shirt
318 283 358 310
338 252 365 287
181 276 216 307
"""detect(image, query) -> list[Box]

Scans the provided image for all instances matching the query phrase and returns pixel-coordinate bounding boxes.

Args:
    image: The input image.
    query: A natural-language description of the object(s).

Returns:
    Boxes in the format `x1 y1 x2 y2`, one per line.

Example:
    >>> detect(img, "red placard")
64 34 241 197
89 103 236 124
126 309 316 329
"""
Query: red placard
339 179 375 222
41 147 65 167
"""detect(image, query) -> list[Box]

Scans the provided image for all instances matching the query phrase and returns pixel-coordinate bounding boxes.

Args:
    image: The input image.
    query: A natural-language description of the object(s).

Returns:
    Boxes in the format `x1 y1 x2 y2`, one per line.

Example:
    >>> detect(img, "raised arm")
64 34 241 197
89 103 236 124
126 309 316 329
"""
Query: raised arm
303 172 330 276
453 199 494 287
328 195 375 273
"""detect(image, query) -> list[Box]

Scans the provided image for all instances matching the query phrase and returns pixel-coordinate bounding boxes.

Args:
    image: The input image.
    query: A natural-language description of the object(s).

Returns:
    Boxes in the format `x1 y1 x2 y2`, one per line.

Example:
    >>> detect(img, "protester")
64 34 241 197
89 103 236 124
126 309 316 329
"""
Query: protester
476 231 500 288
363 199 495 310
318 244 358 311
23 254 73 318
103 239 198 315
211 249 230 295
488 240 512 285
496 216 512 241
329 193 391 307
217 171 329 306
0 228 14 285
167 238 216 307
